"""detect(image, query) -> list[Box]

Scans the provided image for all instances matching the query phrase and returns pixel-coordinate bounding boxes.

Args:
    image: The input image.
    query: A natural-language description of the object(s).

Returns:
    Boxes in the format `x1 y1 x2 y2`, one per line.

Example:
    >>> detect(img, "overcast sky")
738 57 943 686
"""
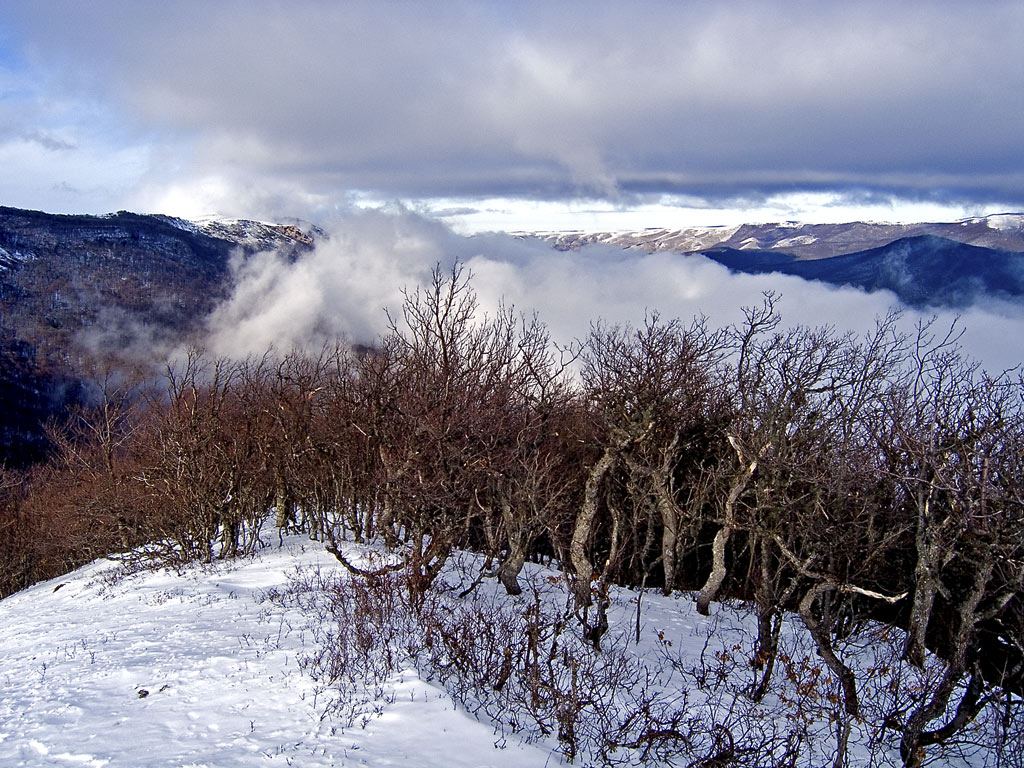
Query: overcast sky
1 0 1022 229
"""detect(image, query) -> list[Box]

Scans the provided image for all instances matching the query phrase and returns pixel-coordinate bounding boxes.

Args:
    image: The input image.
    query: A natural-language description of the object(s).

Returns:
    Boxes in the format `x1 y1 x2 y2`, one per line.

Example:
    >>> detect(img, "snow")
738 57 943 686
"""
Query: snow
985 213 1024 231
529 227 745 254
0 538 555 768
156 215 205 236
0 245 31 271
0 534 1005 767
773 234 818 248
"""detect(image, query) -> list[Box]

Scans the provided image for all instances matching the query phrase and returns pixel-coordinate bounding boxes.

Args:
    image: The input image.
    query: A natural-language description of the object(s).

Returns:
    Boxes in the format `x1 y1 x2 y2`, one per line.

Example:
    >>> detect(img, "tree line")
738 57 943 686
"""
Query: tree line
1 264 1021 765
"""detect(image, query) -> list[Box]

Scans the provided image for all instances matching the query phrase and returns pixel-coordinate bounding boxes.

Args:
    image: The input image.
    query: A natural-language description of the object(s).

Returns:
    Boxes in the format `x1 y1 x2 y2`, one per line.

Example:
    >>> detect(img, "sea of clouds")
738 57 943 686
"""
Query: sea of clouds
202 207 1024 375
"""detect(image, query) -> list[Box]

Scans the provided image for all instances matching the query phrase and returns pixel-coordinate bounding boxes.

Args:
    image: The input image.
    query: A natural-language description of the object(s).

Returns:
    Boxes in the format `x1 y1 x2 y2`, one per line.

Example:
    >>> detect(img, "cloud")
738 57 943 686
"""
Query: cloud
1 0 1022 216
204 208 453 355
205 209 1024 374
0 133 151 214
21 129 75 152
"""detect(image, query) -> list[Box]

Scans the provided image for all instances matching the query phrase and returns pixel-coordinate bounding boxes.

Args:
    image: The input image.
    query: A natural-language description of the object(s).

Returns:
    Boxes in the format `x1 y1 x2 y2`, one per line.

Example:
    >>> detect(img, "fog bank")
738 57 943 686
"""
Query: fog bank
205 209 1024 374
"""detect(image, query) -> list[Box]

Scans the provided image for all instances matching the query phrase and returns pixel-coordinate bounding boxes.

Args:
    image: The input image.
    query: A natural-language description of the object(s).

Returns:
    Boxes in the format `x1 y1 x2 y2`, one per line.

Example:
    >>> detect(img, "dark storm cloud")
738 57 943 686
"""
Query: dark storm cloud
2 0 1023 210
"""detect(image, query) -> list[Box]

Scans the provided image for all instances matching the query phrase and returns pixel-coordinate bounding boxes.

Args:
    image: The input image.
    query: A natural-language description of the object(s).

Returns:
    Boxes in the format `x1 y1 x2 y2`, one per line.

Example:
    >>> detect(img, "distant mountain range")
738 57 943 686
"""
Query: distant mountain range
2 206 1023 467
535 214 1024 307
536 214 1024 259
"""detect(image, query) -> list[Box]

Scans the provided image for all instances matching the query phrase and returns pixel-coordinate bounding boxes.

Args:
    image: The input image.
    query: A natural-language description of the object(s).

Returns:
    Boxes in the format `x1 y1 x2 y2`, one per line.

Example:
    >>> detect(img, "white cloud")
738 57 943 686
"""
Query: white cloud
419 193 1020 235
205 209 1024 374
203 208 451 356
2 1 1022 216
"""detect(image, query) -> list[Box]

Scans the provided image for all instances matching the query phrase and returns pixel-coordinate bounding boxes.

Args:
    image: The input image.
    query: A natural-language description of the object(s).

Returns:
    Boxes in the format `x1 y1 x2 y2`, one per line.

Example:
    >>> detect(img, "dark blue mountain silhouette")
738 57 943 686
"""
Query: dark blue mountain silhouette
704 235 1024 307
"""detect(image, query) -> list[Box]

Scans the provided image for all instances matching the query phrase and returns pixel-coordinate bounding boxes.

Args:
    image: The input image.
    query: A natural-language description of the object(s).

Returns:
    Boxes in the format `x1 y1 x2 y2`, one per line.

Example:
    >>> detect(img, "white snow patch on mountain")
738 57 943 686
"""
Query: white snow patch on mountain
774 234 818 248
0 245 32 271
985 213 1024 231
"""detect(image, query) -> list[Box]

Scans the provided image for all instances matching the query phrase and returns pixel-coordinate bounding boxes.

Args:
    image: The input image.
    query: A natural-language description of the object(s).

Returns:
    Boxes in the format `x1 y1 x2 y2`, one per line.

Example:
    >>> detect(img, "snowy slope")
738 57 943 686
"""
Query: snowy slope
0 534 1007 767
0 537 554 768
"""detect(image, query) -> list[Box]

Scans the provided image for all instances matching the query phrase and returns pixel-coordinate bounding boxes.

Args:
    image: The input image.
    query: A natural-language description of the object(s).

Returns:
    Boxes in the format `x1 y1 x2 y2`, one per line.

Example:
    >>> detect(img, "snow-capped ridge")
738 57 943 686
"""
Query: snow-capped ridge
158 214 323 252
530 213 1024 261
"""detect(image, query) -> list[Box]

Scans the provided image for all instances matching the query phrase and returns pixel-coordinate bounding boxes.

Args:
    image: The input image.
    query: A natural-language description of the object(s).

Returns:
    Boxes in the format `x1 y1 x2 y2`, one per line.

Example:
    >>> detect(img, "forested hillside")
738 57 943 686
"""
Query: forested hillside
0 206 314 467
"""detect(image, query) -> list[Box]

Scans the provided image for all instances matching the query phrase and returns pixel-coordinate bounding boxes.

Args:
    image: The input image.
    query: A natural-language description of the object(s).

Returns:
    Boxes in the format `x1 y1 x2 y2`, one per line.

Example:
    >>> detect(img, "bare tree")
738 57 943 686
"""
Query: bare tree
880 325 1024 765
570 313 730 646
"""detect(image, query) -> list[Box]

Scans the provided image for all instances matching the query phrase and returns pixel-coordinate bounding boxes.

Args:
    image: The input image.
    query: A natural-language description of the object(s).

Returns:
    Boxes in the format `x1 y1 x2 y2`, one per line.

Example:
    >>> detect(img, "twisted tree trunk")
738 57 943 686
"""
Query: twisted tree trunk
696 435 762 615
569 445 618 608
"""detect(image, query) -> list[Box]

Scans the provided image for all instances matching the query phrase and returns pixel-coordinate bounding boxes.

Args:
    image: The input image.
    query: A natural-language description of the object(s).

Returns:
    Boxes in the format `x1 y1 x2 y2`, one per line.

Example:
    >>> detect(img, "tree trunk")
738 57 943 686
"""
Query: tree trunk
654 482 680 596
696 525 731 615
904 487 939 668
751 607 783 702
569 446 617 608
799 583 859 718
274 472 292 530
696 435 762 615
900 554 994 766
498 498 526 596
800 582 857 768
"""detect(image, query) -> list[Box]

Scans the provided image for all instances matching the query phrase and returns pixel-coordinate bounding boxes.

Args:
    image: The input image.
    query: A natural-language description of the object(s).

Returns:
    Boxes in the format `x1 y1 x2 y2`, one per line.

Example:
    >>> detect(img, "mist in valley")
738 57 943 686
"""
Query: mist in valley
204 208 1024 375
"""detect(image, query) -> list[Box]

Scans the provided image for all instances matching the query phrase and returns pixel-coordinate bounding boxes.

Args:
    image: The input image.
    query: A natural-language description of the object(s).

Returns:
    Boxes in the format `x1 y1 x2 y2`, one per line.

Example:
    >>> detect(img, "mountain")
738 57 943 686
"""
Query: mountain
704 235 1024 307
0 206 319 467
0 207 319 354
3 205 1024 467
537 213 1024 260
533 213 1024 308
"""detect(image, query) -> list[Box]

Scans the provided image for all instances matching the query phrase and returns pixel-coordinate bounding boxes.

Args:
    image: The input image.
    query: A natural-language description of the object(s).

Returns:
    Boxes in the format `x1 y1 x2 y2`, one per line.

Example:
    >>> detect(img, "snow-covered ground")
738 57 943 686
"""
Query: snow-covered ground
0 537 555 768
0 535 1008 767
